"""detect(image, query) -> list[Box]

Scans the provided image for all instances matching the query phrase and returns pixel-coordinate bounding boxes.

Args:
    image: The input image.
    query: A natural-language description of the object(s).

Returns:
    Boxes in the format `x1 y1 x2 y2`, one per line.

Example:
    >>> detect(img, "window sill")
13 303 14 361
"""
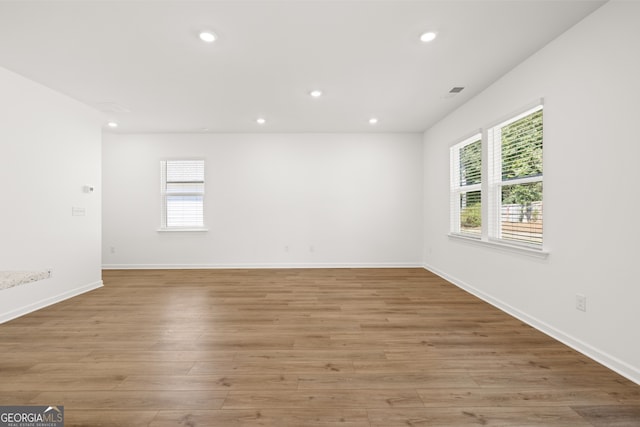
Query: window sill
157 228 209 232
448 233 549 259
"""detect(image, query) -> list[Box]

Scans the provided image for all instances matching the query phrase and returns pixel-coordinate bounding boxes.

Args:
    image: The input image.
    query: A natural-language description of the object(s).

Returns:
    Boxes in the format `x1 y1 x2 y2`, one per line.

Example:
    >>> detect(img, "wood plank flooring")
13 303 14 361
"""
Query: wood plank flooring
1 268 639 426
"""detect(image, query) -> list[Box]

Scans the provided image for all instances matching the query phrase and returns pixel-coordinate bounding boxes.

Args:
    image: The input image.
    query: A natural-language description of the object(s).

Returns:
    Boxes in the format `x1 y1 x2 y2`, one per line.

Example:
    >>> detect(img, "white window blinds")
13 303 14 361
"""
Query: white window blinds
160 160 205 228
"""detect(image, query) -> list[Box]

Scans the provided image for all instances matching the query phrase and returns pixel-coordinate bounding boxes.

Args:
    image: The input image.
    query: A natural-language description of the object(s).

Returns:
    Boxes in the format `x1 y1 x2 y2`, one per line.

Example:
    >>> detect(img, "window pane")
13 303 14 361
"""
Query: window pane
166 195 204 227
166 160 204 183
500 182 542 245
166 182 204 193
501 109 542 181
460 139 482 186
460 190 481 236
161 159 205 229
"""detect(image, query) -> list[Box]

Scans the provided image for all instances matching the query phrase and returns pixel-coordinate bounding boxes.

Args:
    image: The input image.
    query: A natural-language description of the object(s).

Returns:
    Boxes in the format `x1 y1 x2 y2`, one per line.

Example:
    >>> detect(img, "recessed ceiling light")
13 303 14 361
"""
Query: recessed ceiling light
420 31 437 43
310 90 323 98
107 121 118 128
199 31 216 43
369 118 379 125
256 118 266 125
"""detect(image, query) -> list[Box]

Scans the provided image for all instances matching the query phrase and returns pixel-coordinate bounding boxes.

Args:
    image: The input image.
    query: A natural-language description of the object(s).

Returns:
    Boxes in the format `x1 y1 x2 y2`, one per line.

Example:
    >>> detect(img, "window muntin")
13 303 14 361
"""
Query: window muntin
160 160 205 229
450 135 482 237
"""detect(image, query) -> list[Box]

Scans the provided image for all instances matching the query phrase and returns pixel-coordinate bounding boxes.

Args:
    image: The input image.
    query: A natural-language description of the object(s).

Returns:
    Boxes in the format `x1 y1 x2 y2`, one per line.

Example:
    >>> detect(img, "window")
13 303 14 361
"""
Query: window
450 134 482 237
449 101 544 253
488 104 543 247
160 160 205 229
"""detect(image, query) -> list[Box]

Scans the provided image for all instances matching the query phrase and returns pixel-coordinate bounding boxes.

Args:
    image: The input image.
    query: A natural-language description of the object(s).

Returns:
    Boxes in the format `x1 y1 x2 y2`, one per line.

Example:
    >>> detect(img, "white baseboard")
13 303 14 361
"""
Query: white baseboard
0 280 103 324
423 263 640 386
102 262 424 270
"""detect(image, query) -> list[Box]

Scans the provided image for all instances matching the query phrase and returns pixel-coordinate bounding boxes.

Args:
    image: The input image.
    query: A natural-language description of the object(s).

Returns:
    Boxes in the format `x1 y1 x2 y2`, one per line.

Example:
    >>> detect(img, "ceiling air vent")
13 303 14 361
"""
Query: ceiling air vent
449 86 465 94
96 101 131 113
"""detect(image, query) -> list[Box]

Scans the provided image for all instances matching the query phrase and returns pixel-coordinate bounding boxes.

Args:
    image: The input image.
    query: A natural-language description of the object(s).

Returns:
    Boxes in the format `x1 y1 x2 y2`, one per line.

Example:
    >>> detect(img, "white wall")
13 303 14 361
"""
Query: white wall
0 66 103 322
103 133 423 268
423 1 640 383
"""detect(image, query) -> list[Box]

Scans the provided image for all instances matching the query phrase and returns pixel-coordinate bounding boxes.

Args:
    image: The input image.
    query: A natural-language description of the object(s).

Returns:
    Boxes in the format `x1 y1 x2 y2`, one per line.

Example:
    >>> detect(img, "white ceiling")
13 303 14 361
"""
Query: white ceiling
0 0 605 133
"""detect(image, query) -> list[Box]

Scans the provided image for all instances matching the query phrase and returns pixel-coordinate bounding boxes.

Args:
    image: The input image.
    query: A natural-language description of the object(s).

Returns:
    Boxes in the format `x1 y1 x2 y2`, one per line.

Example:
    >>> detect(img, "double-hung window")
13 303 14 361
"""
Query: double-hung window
160 160 205 230
450 134 482 237
488 104 543 247
449 101 544 252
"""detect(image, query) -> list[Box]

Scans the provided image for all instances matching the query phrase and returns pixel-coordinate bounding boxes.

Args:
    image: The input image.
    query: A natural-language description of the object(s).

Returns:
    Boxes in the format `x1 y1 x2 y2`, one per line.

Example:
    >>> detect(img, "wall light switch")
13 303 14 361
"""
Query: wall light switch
72 207 86 216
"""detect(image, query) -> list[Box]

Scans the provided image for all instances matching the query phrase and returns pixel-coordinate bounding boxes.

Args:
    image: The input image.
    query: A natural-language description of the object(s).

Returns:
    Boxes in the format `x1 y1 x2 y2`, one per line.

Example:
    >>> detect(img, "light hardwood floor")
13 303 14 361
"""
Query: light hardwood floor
1 268 639 426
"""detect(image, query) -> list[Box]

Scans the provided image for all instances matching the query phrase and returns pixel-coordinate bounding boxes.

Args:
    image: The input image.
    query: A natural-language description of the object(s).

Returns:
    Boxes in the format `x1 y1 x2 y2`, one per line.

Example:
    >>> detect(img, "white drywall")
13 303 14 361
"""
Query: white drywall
102 132 423 268
0 66 103 322
423 1 640 383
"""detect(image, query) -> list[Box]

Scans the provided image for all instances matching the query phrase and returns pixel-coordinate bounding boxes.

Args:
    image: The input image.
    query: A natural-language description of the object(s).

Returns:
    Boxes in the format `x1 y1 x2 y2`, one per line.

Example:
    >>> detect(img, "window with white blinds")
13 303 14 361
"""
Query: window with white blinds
450 134 482 237
448 101 545 254
160 160 205 229
488 104 543 247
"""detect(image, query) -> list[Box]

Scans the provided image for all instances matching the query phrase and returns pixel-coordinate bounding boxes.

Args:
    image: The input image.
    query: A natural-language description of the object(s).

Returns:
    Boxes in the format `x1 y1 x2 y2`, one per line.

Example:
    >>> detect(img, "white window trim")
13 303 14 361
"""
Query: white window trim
157 228 209 232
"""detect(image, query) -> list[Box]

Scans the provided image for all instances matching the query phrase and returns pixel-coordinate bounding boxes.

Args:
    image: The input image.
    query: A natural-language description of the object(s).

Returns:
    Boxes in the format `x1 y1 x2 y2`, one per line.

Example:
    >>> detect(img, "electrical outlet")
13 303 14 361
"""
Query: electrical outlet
284 245 289 253
576 294 587 312
110 246 115 254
